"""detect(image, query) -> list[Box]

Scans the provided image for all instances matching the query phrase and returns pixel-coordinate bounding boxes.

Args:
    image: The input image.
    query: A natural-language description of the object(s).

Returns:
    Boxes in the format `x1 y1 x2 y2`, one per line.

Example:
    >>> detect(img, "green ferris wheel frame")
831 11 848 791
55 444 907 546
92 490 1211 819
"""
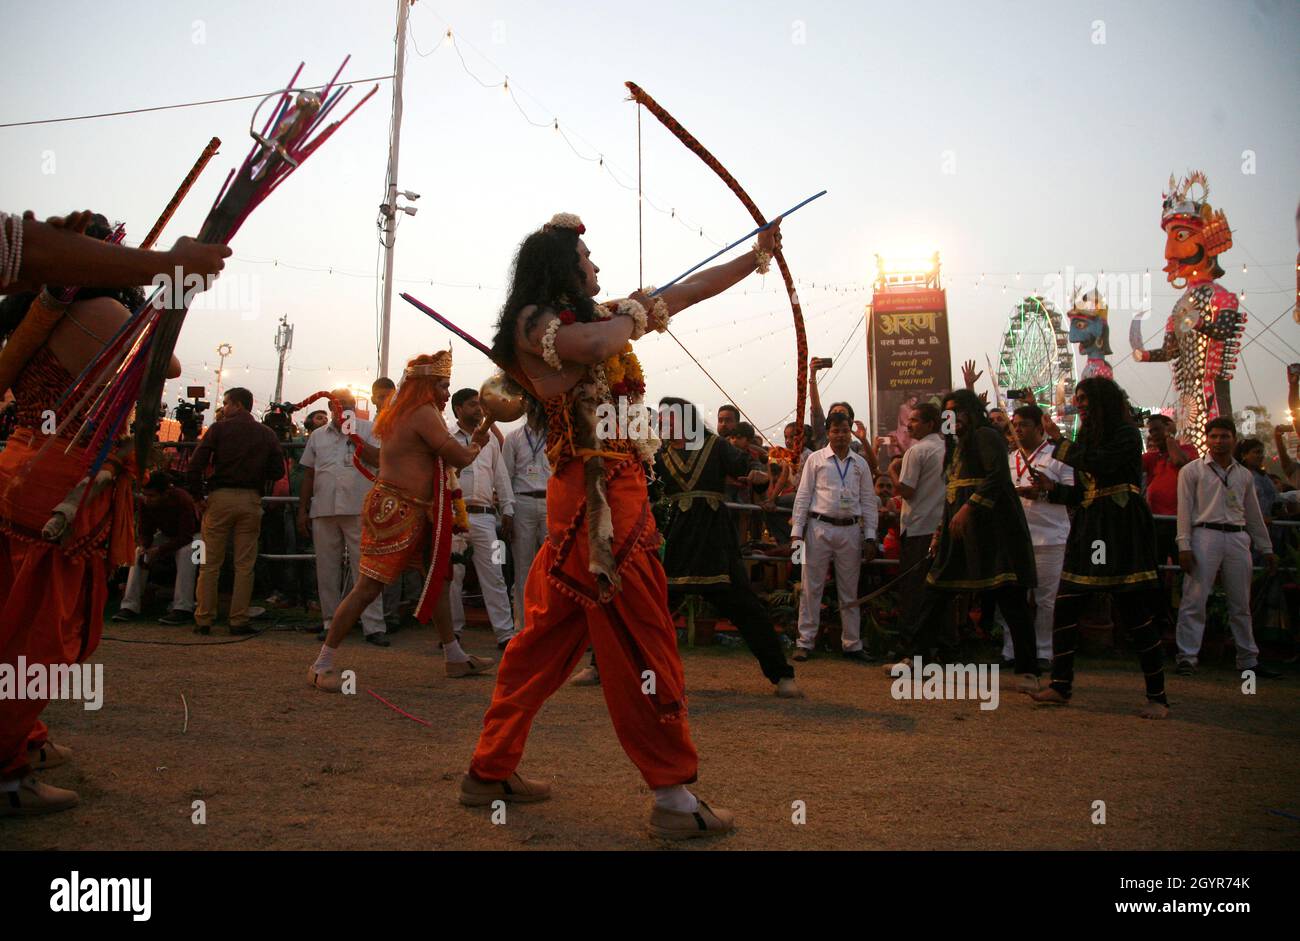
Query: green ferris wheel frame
995 295 1075 412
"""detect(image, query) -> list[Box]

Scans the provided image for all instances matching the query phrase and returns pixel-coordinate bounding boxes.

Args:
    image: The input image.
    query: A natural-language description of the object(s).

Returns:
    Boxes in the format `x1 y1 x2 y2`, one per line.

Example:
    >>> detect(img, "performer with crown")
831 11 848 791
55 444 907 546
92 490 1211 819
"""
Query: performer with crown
458 212 782 840
306 349 496 689
1130 171 1245 451
1068 288 1113 381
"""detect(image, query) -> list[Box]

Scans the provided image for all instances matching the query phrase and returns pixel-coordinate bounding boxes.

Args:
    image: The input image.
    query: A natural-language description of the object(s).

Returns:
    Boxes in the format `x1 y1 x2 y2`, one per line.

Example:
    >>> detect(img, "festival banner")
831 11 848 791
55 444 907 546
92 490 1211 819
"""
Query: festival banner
867 288 951 451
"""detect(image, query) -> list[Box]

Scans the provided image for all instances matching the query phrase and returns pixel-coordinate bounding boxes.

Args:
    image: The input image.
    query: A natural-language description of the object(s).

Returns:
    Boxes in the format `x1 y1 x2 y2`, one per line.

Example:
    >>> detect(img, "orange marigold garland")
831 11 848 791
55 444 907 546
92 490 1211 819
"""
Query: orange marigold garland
447 467 469 534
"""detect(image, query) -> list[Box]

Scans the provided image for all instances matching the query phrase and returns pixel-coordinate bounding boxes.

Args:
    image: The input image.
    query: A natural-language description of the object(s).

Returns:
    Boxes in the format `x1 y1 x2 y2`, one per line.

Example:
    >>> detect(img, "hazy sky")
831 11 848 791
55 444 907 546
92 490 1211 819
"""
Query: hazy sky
3 0 1297 435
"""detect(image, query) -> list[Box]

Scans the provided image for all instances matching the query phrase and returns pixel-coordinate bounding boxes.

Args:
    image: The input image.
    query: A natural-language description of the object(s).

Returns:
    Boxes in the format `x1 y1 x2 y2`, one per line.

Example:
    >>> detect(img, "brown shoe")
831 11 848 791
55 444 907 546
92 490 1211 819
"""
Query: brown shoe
28 741 72 771
649 798 735 841
306 664 343 693
459 771 551 806
0 775 79 817
446 654 495 679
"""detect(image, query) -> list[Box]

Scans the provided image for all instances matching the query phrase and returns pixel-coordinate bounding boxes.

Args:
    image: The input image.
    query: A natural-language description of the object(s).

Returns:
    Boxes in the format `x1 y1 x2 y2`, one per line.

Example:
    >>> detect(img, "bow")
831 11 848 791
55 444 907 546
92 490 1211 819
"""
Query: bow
626 81 808 456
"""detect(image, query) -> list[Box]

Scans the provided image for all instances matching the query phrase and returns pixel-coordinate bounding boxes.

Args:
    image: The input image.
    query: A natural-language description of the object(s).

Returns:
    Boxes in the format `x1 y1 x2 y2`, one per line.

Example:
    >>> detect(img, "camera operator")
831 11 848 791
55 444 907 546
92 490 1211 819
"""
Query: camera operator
112 472 199 624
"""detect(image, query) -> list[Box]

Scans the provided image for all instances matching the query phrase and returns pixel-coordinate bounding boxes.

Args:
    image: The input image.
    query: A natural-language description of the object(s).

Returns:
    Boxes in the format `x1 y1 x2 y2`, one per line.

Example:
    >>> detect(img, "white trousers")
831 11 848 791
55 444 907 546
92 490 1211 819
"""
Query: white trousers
122 534 197 613
1175 527 1259 669
451 510 516 643
313 514 386 636
797 519 863 652
1000 542 1066 661
510 494 547 632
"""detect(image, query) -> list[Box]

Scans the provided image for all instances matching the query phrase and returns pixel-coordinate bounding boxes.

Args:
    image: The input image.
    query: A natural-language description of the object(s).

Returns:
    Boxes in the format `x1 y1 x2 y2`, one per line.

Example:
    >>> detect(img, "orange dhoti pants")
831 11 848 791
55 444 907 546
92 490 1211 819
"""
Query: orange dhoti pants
0 430 132 780
469 457 698 789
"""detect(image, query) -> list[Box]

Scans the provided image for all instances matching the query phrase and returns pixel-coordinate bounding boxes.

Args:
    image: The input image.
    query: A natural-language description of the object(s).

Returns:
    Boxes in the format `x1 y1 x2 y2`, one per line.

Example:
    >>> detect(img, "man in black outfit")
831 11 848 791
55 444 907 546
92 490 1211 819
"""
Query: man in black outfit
655 398 802 699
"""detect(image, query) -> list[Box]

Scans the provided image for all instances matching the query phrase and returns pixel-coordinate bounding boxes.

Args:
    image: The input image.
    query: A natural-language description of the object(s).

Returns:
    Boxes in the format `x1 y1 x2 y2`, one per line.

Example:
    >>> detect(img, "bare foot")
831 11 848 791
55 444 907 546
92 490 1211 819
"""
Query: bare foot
776 677 805 699
1016 674 1040 694
1139 701 1170 720
1030 687 1069 705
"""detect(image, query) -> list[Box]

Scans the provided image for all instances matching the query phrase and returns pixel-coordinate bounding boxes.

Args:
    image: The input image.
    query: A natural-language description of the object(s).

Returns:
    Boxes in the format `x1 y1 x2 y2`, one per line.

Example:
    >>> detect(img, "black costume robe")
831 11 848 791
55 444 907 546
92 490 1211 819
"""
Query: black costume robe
1054 423 1158 592
926 424 1036 591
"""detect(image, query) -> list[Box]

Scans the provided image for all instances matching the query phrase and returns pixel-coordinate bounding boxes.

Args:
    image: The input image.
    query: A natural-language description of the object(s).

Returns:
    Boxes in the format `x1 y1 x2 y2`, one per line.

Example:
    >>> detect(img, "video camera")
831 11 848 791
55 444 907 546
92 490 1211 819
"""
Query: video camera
172 386 210 441
262 400 299 443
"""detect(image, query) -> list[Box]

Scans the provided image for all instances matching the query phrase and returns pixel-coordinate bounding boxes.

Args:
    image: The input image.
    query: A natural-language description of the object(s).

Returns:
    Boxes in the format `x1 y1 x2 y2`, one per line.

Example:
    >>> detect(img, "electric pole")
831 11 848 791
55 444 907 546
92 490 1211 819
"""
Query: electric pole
273 314 294 403
378 0 419 378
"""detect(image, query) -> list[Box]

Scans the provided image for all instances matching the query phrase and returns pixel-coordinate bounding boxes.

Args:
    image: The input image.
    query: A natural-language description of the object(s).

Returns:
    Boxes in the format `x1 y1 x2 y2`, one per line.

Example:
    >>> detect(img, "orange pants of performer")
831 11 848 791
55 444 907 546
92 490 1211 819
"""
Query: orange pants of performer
0 430 130 780
469 457 698 789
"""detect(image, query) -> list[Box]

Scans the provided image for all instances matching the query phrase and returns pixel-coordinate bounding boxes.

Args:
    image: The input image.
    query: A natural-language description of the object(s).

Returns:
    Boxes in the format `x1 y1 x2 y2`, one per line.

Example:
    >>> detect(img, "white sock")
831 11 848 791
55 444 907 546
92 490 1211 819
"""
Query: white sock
654 785 699 813
443 639 470 663
313 644 336 673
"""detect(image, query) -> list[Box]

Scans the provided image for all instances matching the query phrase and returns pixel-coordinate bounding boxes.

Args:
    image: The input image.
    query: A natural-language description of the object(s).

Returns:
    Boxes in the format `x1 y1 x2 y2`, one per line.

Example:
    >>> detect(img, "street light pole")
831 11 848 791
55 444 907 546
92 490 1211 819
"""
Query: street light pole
378 0 418 379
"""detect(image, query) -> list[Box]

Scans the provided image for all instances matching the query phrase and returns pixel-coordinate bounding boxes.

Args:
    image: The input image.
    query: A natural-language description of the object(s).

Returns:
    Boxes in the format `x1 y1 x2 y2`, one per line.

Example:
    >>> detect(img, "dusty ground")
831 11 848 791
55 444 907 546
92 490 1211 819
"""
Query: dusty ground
3 615 1298 852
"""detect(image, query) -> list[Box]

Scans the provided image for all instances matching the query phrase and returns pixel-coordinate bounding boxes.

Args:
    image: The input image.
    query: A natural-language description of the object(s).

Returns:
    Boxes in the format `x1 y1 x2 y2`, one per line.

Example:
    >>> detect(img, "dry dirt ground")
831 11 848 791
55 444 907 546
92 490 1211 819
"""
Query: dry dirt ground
3 616 1298 852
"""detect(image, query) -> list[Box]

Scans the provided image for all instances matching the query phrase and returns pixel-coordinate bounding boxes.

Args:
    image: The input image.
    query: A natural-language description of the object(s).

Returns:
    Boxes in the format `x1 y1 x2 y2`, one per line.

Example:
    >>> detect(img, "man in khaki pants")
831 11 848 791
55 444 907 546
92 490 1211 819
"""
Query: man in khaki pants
187 387 286 634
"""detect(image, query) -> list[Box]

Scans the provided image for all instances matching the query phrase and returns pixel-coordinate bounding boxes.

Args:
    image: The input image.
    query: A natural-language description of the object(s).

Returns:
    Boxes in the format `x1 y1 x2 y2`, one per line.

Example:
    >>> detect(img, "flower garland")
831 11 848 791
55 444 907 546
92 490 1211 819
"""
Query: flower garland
447 467 469 534
639 286 671 334
593 301 646 401
544 300 660 462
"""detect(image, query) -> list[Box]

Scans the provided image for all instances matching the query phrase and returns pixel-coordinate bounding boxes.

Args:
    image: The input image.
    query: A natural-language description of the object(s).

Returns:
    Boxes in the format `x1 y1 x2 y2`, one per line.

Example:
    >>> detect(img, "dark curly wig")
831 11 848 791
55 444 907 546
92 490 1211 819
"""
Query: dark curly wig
1074 375 1135 449
490 224 598 371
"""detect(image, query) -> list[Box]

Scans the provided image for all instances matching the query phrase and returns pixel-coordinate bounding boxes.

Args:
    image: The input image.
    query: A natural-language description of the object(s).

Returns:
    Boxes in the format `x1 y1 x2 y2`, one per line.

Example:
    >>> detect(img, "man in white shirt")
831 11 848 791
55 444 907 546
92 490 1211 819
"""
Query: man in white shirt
296 390 387 645
1000 404 1074 667
791 413 878 661
449 388 517 649
502 409 550 633
1174 417 1278 676
889 403 945 639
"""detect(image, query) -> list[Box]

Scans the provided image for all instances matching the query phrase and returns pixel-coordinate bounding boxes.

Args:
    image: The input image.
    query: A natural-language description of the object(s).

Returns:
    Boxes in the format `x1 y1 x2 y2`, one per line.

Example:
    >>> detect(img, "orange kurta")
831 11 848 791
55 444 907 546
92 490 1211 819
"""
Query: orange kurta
469 451 698 789
0 349 133 780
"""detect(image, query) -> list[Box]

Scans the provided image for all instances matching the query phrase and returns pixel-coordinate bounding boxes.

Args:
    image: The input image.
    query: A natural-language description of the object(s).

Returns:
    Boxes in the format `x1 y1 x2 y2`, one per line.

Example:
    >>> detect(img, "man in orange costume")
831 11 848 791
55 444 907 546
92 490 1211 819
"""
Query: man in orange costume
460 212 783 840
305 350 496 688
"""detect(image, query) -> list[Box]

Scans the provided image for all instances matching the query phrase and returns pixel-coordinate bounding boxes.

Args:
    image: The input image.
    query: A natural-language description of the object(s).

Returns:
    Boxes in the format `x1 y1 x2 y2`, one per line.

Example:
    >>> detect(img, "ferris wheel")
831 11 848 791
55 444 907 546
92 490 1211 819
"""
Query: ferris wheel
995 295 1075 412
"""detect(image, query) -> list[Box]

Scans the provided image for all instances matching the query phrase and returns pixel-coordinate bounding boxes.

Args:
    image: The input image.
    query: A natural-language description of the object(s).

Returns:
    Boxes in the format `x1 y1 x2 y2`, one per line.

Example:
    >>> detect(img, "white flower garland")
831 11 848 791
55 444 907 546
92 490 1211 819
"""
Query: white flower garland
639 287 670 334
633 424 661 464
540 318 564 370
613 297 647 339
751 242 771 275
545 212 584 232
